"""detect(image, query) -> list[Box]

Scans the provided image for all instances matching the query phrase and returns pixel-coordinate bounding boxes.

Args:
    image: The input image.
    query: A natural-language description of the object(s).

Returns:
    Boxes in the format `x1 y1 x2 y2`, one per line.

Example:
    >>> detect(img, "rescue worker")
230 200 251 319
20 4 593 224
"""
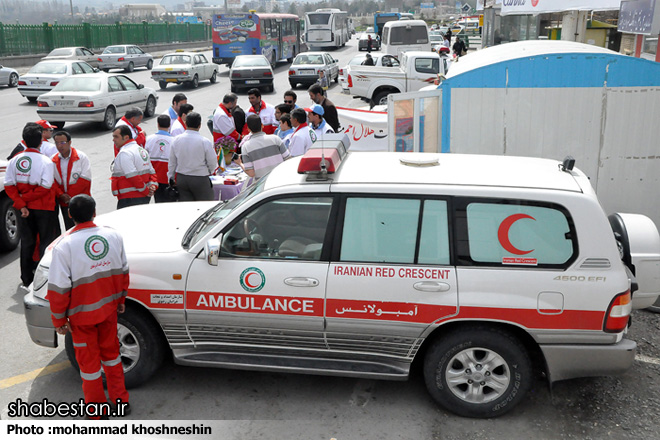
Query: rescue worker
288 108 316 157
3 123 56 286
51 130 92 230
47 194 130 419
162 93 187 127
243 88 277 135
144 115 173 203
114 108 146 156
212 94 241 143
306 104 335 138
171 103 194 137
36 120 58 158
111 125 157 209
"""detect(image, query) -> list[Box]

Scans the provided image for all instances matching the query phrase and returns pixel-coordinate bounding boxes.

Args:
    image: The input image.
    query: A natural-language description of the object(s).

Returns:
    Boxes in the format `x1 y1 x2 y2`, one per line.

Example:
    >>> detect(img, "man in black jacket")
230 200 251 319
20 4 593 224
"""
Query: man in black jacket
308 84 339 133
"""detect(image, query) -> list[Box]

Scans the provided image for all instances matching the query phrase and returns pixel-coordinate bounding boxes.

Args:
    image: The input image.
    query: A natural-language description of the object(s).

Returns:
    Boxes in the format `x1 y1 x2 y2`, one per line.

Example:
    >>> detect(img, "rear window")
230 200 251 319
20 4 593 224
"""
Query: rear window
53 77 101 92
389 26 429 45
294 54 323 65
160 55 191 65
233 56 269 67
47 48 73 57
308 13 330 25
28 62 68 74
103 46 126 54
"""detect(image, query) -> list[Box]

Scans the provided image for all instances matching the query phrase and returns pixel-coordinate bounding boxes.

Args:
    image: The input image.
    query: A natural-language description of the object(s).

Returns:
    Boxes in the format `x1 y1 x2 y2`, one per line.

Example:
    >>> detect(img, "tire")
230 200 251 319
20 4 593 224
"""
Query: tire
125 62 134 73
144 95 156 117
191 74 199 88
27 97 37 103
423 326 532 418
146 59 153 70
102 68 110 73
372 91 391 107
270 53 276 69
9 72 18 87
230 83 237 93
101 107 116 131
52 121 65 129
334 71 339 83
267 83 274 93
159 80 168 90
64 306 166 389
0 196 20 252
289 81 296 89
210 70 217 84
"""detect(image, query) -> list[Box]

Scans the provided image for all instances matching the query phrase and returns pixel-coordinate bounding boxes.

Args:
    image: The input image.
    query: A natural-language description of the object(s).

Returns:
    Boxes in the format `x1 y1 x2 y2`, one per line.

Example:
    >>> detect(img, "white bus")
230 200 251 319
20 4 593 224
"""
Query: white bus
305 9 349 50
381 19 431 59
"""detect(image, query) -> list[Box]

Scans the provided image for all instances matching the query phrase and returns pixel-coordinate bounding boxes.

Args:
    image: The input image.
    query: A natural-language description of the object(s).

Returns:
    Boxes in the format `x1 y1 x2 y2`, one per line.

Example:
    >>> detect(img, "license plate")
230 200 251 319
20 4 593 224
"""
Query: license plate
31 81 46 85
166 79 178 82
54 100 73 106
245 80 259 84
299 70 315 75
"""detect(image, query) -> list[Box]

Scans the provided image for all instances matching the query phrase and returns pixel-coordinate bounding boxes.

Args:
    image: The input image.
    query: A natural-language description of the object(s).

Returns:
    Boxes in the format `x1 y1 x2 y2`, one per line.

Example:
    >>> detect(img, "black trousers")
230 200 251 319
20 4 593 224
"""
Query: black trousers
153 183 172 203
176 174 214 202
117 197 151 210
19 208 55 286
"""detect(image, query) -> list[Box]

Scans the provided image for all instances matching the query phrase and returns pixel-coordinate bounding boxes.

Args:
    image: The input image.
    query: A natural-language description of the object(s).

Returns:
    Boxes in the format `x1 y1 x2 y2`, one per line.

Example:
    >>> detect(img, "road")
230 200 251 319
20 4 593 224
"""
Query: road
1 38 660 439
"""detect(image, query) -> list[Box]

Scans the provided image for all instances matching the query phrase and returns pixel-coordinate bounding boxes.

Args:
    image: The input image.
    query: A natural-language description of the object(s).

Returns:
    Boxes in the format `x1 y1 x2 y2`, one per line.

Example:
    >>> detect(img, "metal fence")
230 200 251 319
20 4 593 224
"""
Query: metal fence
0 22 211 57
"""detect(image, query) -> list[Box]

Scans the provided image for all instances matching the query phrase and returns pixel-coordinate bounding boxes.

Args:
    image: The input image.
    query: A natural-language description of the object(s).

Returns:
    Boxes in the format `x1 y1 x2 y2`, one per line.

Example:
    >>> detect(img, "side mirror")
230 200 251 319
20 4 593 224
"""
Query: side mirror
205 237 221 266
138 84 144 89
334 59 338 63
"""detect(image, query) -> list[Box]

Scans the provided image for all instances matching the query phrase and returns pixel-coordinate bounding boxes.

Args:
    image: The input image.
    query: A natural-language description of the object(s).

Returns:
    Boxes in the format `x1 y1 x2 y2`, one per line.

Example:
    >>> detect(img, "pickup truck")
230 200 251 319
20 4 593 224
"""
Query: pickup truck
347 51 450 107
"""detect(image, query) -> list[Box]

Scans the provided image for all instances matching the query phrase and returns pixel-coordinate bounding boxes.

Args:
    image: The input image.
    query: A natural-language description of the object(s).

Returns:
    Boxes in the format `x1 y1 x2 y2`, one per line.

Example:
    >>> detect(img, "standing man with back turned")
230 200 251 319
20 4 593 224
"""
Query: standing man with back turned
47 194 130 419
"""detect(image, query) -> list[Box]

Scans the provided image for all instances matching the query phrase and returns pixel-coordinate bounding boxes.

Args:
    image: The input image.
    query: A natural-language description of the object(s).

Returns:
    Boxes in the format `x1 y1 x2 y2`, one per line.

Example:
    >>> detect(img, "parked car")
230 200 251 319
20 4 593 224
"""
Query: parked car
288 52 339 89
18 60 96 102
358 32 381 51
42 47 99 68
98 45 153 73
36 73 157 130
0 160 20 252
151 52 218 89
430 33 445 53
0 65 19 88
229 55 274 93
339 54 399 92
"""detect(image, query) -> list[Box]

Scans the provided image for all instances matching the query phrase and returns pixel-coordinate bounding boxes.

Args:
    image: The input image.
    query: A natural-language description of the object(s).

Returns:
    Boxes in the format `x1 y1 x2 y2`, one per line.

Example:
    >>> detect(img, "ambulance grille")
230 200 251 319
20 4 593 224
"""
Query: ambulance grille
579 258 611 269
186 325 328 350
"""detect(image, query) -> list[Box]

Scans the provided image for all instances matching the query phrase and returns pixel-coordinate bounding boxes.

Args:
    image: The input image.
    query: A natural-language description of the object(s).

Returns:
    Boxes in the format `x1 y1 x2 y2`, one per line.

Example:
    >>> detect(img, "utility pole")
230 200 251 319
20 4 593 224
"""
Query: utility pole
69 0 74 18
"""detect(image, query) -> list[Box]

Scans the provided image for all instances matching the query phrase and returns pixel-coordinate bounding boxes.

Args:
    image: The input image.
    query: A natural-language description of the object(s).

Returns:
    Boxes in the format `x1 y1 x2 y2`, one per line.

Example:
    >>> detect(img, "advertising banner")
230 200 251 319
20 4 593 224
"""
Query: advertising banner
501 0 623 15
337 107 389 151
619 0 659 35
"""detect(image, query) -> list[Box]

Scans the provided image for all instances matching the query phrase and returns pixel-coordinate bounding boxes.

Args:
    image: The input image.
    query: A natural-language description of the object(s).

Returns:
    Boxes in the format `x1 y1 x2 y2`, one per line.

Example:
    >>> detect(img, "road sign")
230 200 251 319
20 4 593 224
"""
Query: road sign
462 3 471 13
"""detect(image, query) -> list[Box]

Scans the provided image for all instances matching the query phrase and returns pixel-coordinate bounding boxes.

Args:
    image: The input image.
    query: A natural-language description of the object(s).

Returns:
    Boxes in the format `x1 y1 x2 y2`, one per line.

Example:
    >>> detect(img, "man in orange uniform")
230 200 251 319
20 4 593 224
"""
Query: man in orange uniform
47 194 130 419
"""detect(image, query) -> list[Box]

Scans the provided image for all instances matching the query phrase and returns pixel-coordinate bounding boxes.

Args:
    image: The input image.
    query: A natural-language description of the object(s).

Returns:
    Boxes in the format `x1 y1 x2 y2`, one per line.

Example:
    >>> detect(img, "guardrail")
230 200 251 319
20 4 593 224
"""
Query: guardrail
0 22 211 57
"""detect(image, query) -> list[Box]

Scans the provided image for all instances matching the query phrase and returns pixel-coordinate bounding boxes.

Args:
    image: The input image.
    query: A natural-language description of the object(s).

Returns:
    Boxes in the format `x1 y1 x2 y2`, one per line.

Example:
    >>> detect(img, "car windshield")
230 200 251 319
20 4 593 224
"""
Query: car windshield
294 54 323 65
28 62 68 74
160 55 191 65
103 46 126 54
233 57 269 67
47 48 74 56
182 176 269 249
52 77 101 92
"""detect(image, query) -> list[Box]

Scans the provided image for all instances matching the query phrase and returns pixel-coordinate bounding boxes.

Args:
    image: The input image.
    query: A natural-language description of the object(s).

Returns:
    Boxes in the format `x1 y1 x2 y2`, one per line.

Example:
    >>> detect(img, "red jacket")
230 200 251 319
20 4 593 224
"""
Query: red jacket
4 148 56 211
110 141 157 199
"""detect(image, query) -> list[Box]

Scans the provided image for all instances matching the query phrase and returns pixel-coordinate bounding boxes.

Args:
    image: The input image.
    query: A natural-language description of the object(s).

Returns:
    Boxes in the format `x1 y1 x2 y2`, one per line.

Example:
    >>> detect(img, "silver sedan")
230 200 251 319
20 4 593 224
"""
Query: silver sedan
98 45 153 73
0 65 19 88
17 60 97 102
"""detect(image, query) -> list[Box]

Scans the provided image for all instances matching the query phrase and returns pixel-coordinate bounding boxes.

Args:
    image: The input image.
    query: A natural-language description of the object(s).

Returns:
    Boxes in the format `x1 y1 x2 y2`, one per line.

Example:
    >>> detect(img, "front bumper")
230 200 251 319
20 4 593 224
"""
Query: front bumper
23 289 58 348
541 338 636 383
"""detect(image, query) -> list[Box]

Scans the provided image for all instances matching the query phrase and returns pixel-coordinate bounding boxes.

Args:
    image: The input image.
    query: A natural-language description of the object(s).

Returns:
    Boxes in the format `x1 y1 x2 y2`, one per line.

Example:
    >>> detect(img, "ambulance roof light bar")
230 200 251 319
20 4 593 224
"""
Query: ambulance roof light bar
297 134 350 179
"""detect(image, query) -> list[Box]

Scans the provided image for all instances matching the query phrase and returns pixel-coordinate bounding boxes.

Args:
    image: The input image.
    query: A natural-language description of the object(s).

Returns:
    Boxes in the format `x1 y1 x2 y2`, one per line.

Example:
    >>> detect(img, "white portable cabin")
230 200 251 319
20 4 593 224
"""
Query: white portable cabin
381 19 431 59
387 40 660 230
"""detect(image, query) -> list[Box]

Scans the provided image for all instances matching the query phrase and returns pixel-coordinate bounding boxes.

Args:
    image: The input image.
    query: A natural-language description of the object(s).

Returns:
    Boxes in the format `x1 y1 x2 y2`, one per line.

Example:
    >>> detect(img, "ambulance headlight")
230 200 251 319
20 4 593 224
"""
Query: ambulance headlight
32 265 50 299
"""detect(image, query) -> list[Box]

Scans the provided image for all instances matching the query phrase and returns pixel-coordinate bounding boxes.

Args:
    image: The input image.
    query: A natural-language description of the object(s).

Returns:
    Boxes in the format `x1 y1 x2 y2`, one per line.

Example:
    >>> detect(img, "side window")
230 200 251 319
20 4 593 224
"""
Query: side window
325 54 334 65
193 55 200 64
262 19 271 38
340 198 420 264
415 58 439 74
418 200 450 265
108 76 123 92
221 197 333 260
127 47 135 55
116 75 138 91
199 54 208 63
72 63 83 74
83 48 94 56
464 201 575 267
79 62 94 73
135 47 144 54
75 48 84 56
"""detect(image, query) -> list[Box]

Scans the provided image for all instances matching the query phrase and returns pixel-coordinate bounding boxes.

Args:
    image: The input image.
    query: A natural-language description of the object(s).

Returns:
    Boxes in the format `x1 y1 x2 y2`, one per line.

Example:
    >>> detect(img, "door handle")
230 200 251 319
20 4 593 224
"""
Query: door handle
284 277 319 287
413 282 450 292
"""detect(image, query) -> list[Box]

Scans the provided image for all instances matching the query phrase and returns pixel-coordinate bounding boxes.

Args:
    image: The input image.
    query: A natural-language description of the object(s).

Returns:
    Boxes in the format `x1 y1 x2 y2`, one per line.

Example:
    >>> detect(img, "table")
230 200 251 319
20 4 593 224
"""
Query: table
210 173 250 201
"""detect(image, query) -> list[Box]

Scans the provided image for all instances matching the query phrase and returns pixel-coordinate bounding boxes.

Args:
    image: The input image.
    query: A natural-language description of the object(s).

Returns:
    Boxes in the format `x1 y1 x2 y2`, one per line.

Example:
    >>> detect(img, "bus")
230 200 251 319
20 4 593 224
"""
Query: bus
373 12 414 39
305 8 349 50
212 13 301 67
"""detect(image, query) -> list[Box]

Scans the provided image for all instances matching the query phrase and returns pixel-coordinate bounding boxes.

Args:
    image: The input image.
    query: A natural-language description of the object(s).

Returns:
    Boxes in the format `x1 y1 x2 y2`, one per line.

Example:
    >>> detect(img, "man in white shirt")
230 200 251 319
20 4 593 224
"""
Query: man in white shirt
162 93 187 127
287 108 316 157
168 112 217 201
306 104 334 139
145 115 173 203
171 103 194 137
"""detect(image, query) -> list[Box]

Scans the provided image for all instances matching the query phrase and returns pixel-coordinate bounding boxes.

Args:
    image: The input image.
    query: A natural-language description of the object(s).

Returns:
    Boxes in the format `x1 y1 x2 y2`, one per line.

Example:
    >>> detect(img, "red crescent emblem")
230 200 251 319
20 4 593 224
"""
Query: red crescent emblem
497 214 535 255
244 272 259 288
532 0 539 6
91 241 102 253
20 160 29 168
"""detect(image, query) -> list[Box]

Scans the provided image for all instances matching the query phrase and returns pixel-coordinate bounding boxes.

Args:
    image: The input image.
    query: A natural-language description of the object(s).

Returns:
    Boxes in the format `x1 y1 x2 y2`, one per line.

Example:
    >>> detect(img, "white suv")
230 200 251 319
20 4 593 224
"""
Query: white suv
23 138 660 418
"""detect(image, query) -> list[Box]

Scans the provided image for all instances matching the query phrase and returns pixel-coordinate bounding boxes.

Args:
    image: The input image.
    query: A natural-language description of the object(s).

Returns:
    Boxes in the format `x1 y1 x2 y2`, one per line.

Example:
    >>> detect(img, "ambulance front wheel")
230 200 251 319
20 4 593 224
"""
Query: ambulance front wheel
64 306 166 389
423 326 532 418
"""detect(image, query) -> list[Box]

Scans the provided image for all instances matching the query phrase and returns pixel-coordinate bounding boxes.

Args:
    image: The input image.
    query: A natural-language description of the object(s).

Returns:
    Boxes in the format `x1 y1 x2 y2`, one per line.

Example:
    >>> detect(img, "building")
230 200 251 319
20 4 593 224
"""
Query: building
119 4 167 19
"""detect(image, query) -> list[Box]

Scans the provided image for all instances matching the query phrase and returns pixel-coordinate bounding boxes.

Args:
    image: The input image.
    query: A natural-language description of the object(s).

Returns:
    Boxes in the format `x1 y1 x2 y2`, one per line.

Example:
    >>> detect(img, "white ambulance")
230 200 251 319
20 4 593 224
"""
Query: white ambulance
24 137 660 418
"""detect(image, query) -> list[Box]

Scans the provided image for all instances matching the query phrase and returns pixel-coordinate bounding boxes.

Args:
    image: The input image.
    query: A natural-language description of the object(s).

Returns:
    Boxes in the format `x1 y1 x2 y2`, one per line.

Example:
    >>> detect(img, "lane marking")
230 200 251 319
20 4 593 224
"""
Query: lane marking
636 354 660 366
0 361 71 390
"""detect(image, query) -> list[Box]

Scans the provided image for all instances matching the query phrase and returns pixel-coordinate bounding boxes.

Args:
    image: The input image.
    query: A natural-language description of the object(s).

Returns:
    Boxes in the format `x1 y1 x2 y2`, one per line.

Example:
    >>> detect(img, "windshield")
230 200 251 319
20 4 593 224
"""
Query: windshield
28 62 68 74
182 177 269 249
160 55 191 65
308 13 330 25
233 56 269 67
48 48 73 56
53 77 101 92
103 46 126 54
390 26 429 45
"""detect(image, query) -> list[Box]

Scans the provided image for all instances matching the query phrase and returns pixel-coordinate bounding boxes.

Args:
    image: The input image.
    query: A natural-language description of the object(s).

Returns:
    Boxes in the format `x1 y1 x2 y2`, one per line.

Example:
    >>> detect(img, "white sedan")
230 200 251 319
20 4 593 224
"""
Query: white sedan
288 52 339 89
36 73 158 130
18 60 97 102
151 52 218 89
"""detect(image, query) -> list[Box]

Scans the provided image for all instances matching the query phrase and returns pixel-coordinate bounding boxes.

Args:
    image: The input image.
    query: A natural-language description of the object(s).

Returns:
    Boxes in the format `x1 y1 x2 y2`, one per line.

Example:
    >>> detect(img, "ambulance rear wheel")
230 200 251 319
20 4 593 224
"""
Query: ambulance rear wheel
0 196 20 252
64 306 166 389
423 326 532 418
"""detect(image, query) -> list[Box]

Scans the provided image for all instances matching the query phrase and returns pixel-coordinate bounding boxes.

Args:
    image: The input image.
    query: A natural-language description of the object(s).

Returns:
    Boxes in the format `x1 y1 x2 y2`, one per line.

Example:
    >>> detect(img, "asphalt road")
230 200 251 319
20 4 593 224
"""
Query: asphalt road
1 38 660 439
